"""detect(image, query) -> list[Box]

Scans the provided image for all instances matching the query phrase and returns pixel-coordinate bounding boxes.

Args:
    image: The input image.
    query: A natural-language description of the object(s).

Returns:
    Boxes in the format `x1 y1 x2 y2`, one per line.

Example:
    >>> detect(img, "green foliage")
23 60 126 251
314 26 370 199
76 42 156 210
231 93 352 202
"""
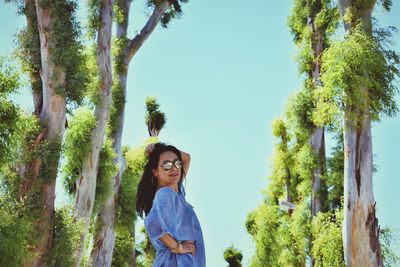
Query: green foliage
112 229 135 267
287 87 315 135
0 57 40 196
39 0 89 106
0 60 21 168
48 205 85 267
62 107 96 195
378 0 392 11
320 27 399 122
246 203 280 266
311 208 345 266
112 36 129 75
113 2 125 25
0 57 20 96
325 134 344 210
287 0 339 73
380 227 400 266
38 136 62 182
14 0 42 95
147 0 188 28
271 117 288 140
246 202 310 266
113 137 157 266
83 45 101 106
0 100 20 170
136 226 156 267
223 245 243 267
108 76 126 138
294 143 316 195
289 201 312 254
0 192 34 266
312 83 341 128
145 96 166 134
267 125 291 203
87 0 102 39
94 137 118 211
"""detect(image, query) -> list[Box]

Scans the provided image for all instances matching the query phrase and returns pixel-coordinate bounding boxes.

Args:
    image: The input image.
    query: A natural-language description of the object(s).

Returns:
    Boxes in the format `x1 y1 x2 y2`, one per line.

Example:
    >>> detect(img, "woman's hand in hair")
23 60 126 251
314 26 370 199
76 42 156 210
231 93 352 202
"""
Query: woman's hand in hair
144 143 156 157
181 240 196 256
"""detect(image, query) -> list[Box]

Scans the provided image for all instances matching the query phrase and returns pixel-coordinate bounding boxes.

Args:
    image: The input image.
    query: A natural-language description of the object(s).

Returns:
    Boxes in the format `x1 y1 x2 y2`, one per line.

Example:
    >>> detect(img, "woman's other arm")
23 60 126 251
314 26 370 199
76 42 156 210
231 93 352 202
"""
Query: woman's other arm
159 233 195 255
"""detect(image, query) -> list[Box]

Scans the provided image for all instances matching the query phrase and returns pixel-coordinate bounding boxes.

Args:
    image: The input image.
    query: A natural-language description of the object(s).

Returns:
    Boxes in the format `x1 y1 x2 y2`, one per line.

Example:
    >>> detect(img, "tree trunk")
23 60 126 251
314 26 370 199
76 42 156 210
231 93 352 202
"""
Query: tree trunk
74 1 114 265
90 2 169 266
307 0 326 217
338 0 383 265
310 127 325 216
18 0 42 189
22 0 67 265
343 112 382 266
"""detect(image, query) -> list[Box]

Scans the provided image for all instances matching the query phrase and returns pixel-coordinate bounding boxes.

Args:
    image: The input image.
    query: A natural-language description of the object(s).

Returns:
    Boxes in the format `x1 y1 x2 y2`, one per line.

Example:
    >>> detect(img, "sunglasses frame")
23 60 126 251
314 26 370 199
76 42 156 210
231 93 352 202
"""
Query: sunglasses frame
159 159 183 171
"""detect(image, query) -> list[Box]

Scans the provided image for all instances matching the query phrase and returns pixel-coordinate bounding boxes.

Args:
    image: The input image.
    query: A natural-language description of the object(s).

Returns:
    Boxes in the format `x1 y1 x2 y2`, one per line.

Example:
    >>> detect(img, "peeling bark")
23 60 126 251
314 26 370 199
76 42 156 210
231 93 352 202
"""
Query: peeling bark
343 112 383 267
74 1 114 266
337 1 383 266
90 2 170 266
22 0 67 265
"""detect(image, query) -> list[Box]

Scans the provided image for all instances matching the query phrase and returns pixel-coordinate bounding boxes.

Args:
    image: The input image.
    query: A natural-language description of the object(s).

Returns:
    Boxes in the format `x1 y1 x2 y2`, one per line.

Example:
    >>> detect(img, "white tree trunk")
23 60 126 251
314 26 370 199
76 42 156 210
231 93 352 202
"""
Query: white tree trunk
308 1 326 218
74 1 114 266
23 1 67 266
343 112 382 266
90 2 169 266
337 1 383 265
90 73 126 267
310 127 325 216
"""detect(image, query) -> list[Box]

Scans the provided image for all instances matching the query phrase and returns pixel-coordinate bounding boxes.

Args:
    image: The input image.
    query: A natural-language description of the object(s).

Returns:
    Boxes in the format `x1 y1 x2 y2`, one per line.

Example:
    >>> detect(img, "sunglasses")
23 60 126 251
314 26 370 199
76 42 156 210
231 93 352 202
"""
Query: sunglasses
159 159 183 171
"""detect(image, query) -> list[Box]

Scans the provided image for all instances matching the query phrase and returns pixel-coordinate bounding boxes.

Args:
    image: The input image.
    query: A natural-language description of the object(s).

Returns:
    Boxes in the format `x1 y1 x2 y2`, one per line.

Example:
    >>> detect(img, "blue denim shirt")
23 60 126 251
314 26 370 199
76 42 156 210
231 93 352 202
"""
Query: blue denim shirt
144 186 206 267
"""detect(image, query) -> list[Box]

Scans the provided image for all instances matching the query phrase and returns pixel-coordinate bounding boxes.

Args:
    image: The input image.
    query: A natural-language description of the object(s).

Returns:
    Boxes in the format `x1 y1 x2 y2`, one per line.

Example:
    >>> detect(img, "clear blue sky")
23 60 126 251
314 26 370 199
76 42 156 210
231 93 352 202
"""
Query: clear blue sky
1 1 399 266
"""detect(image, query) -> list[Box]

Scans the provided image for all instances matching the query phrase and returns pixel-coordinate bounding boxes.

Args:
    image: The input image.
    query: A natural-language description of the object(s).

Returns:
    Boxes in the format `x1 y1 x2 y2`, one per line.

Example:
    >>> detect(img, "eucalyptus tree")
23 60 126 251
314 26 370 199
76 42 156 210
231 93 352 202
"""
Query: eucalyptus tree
287 0 339 217
319 0 399 265
4 0 88 265
247 2 342 264
71 0 115 265
91 1 186 265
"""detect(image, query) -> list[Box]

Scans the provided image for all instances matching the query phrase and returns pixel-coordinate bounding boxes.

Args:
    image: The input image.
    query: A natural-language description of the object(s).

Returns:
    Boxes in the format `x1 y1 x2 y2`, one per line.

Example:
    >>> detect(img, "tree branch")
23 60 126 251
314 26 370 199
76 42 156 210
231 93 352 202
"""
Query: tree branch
125 1 170 62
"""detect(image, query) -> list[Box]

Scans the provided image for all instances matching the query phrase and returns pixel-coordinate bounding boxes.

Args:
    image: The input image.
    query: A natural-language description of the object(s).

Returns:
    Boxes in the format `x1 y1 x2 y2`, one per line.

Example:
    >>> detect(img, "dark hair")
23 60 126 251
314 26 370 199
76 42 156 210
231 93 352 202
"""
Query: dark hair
135 142 186 219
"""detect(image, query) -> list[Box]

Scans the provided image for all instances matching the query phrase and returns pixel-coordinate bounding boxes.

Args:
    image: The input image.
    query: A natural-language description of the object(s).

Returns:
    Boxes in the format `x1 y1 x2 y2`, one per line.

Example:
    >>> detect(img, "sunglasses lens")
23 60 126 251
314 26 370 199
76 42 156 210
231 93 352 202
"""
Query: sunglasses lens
174 160 182 169
162 162 173 171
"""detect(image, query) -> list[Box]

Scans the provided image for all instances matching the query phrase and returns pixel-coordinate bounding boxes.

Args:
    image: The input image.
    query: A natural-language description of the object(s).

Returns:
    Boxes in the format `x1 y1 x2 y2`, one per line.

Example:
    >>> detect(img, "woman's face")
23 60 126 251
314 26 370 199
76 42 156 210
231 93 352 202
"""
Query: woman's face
152 151 182 189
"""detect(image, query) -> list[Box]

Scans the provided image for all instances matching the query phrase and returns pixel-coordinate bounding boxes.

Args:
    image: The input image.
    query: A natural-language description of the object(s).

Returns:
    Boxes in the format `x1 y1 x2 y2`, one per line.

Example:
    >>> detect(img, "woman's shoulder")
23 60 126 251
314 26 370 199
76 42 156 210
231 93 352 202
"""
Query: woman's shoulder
155 186 178 200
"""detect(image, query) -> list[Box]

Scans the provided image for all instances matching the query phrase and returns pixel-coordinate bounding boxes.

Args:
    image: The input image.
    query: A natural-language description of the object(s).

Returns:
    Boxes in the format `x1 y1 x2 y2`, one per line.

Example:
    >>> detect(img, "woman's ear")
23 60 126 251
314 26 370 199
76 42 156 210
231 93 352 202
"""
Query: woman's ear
152 168 158 178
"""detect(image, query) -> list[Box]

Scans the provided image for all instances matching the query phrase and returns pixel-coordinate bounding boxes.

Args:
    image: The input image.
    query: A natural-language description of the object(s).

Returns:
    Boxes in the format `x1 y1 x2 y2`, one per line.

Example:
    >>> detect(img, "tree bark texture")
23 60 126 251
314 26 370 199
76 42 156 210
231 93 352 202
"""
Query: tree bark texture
74 0 114 265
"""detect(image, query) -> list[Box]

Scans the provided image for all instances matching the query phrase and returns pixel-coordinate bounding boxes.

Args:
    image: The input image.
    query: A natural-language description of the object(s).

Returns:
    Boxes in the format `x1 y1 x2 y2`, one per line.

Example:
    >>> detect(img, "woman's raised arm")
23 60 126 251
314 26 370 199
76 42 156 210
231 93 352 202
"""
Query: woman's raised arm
180 150 191 176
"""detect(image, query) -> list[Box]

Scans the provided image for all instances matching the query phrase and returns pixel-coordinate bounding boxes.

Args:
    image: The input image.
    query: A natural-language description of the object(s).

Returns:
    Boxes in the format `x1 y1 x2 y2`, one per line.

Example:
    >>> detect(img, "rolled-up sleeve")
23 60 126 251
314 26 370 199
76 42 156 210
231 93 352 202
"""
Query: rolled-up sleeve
146 188 179 246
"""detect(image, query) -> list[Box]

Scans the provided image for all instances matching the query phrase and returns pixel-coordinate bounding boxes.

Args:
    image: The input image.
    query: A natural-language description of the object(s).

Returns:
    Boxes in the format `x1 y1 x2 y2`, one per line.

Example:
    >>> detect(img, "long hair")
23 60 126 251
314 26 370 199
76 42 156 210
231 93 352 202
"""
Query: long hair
136 142 186 219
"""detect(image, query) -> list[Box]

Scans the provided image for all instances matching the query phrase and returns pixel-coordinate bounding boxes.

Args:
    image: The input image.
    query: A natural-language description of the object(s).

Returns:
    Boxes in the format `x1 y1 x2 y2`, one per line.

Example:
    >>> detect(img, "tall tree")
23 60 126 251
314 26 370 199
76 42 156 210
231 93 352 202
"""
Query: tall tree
6 0 88 265
91 0 185 265
287 0 339 218
320 0 399 265
73 0 114 265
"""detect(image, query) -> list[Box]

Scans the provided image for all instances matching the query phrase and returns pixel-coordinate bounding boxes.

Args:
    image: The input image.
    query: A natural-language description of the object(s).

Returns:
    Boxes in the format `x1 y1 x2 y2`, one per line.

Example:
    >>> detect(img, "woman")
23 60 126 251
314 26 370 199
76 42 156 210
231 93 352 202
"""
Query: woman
136 142 206 267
